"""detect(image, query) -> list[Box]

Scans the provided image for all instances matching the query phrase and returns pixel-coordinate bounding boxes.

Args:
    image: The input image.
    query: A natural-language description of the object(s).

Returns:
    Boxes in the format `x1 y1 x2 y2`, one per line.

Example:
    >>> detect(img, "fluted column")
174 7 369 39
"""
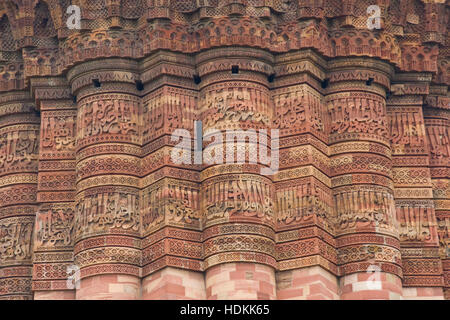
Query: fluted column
326 58 403 300
423 86 449 299
272 50 338 300
198 48 277 300
31 78 77 300
386 77 444 299
139 52 205 300
0 91 39 299
68 59 142 300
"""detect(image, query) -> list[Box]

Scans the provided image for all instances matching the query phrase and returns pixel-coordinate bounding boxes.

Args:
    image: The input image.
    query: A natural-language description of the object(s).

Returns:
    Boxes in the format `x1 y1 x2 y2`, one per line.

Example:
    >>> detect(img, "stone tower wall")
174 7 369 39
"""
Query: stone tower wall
0 0 448 300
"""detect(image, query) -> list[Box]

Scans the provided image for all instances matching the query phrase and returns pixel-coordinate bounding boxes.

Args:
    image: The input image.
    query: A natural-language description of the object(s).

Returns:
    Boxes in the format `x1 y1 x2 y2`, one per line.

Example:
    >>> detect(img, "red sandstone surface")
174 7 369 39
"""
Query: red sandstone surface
0 0 448 300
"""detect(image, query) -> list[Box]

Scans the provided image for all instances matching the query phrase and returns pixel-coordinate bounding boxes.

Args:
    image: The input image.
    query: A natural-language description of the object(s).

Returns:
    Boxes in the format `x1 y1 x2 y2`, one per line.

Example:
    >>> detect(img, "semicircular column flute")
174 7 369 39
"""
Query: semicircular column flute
387 77 444 299
326 59 403 300
198 48 277 300
139 51 206 300
31 78 78 300
68 59 142 300
0 91 39 300
272 50 338 300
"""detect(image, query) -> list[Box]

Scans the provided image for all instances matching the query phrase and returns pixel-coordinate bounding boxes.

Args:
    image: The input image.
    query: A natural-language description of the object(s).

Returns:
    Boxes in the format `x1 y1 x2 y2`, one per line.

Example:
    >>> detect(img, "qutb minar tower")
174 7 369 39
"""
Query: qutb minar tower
0 0 448 300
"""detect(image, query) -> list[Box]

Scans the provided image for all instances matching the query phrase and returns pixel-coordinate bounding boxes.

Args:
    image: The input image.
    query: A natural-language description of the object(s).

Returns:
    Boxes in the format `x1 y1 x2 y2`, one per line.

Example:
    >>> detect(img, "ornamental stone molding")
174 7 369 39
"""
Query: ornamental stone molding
0 0 448 300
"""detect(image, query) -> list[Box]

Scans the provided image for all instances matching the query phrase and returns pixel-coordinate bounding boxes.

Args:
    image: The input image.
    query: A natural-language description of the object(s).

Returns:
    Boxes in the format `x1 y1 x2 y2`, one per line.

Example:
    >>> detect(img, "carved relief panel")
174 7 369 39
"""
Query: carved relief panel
395 200 439 245
388 106 426 154
333 186 398 236
426 119 450 164
74 186 140 240
77 94 140 148
0 126 39 175
142 86 197 144
437 214 449 259
272 84 327 137
40 110 76 159
275 177 333 232
141 178 201 235
201 174 274 228
200 82 272 130
0 217 34 265
35 204 75 249
327 92 388 139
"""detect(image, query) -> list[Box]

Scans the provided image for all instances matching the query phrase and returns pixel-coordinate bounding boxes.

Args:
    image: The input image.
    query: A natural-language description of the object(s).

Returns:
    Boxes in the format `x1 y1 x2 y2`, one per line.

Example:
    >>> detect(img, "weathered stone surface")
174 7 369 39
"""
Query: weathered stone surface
0 0 448 300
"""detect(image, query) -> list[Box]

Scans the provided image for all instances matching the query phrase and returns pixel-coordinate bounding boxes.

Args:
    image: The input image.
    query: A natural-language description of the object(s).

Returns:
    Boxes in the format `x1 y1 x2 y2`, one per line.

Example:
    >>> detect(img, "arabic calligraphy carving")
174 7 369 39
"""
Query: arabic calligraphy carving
142 87 196 143
202 175 274 225
35 206 75 247
41 115 76 151
77 94 139 142
389 109 425 147
0 128 39 172
328 93 388 137
142 180 201 234
275 179 332 229
201 84 271 128
273 87 325 132
396 202 437 243
426 121 450 160
334 188 397 233
0 218 33 264
74 187 140 239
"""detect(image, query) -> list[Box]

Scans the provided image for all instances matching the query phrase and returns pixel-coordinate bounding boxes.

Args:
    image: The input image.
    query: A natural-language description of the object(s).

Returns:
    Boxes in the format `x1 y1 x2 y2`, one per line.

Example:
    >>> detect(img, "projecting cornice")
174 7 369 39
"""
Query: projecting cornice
0 0 448 94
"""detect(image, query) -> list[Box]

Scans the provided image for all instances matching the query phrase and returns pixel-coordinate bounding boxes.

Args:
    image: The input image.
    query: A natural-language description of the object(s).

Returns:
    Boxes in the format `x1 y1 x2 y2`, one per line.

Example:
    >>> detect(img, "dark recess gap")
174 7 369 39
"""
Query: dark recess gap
92 79 101 88
193 74 201 84
135 80 144 91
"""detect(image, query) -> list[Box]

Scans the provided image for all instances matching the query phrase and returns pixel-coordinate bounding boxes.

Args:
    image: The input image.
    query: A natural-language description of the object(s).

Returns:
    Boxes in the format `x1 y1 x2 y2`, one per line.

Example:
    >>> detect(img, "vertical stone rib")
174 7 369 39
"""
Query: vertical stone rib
423 98 448 299
326 58 403 300
68 59 142 299
0 91 39 300
140 52 205 300
197 48 277 300
272 50 338 300
387 76 444 299
31 78 77 300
